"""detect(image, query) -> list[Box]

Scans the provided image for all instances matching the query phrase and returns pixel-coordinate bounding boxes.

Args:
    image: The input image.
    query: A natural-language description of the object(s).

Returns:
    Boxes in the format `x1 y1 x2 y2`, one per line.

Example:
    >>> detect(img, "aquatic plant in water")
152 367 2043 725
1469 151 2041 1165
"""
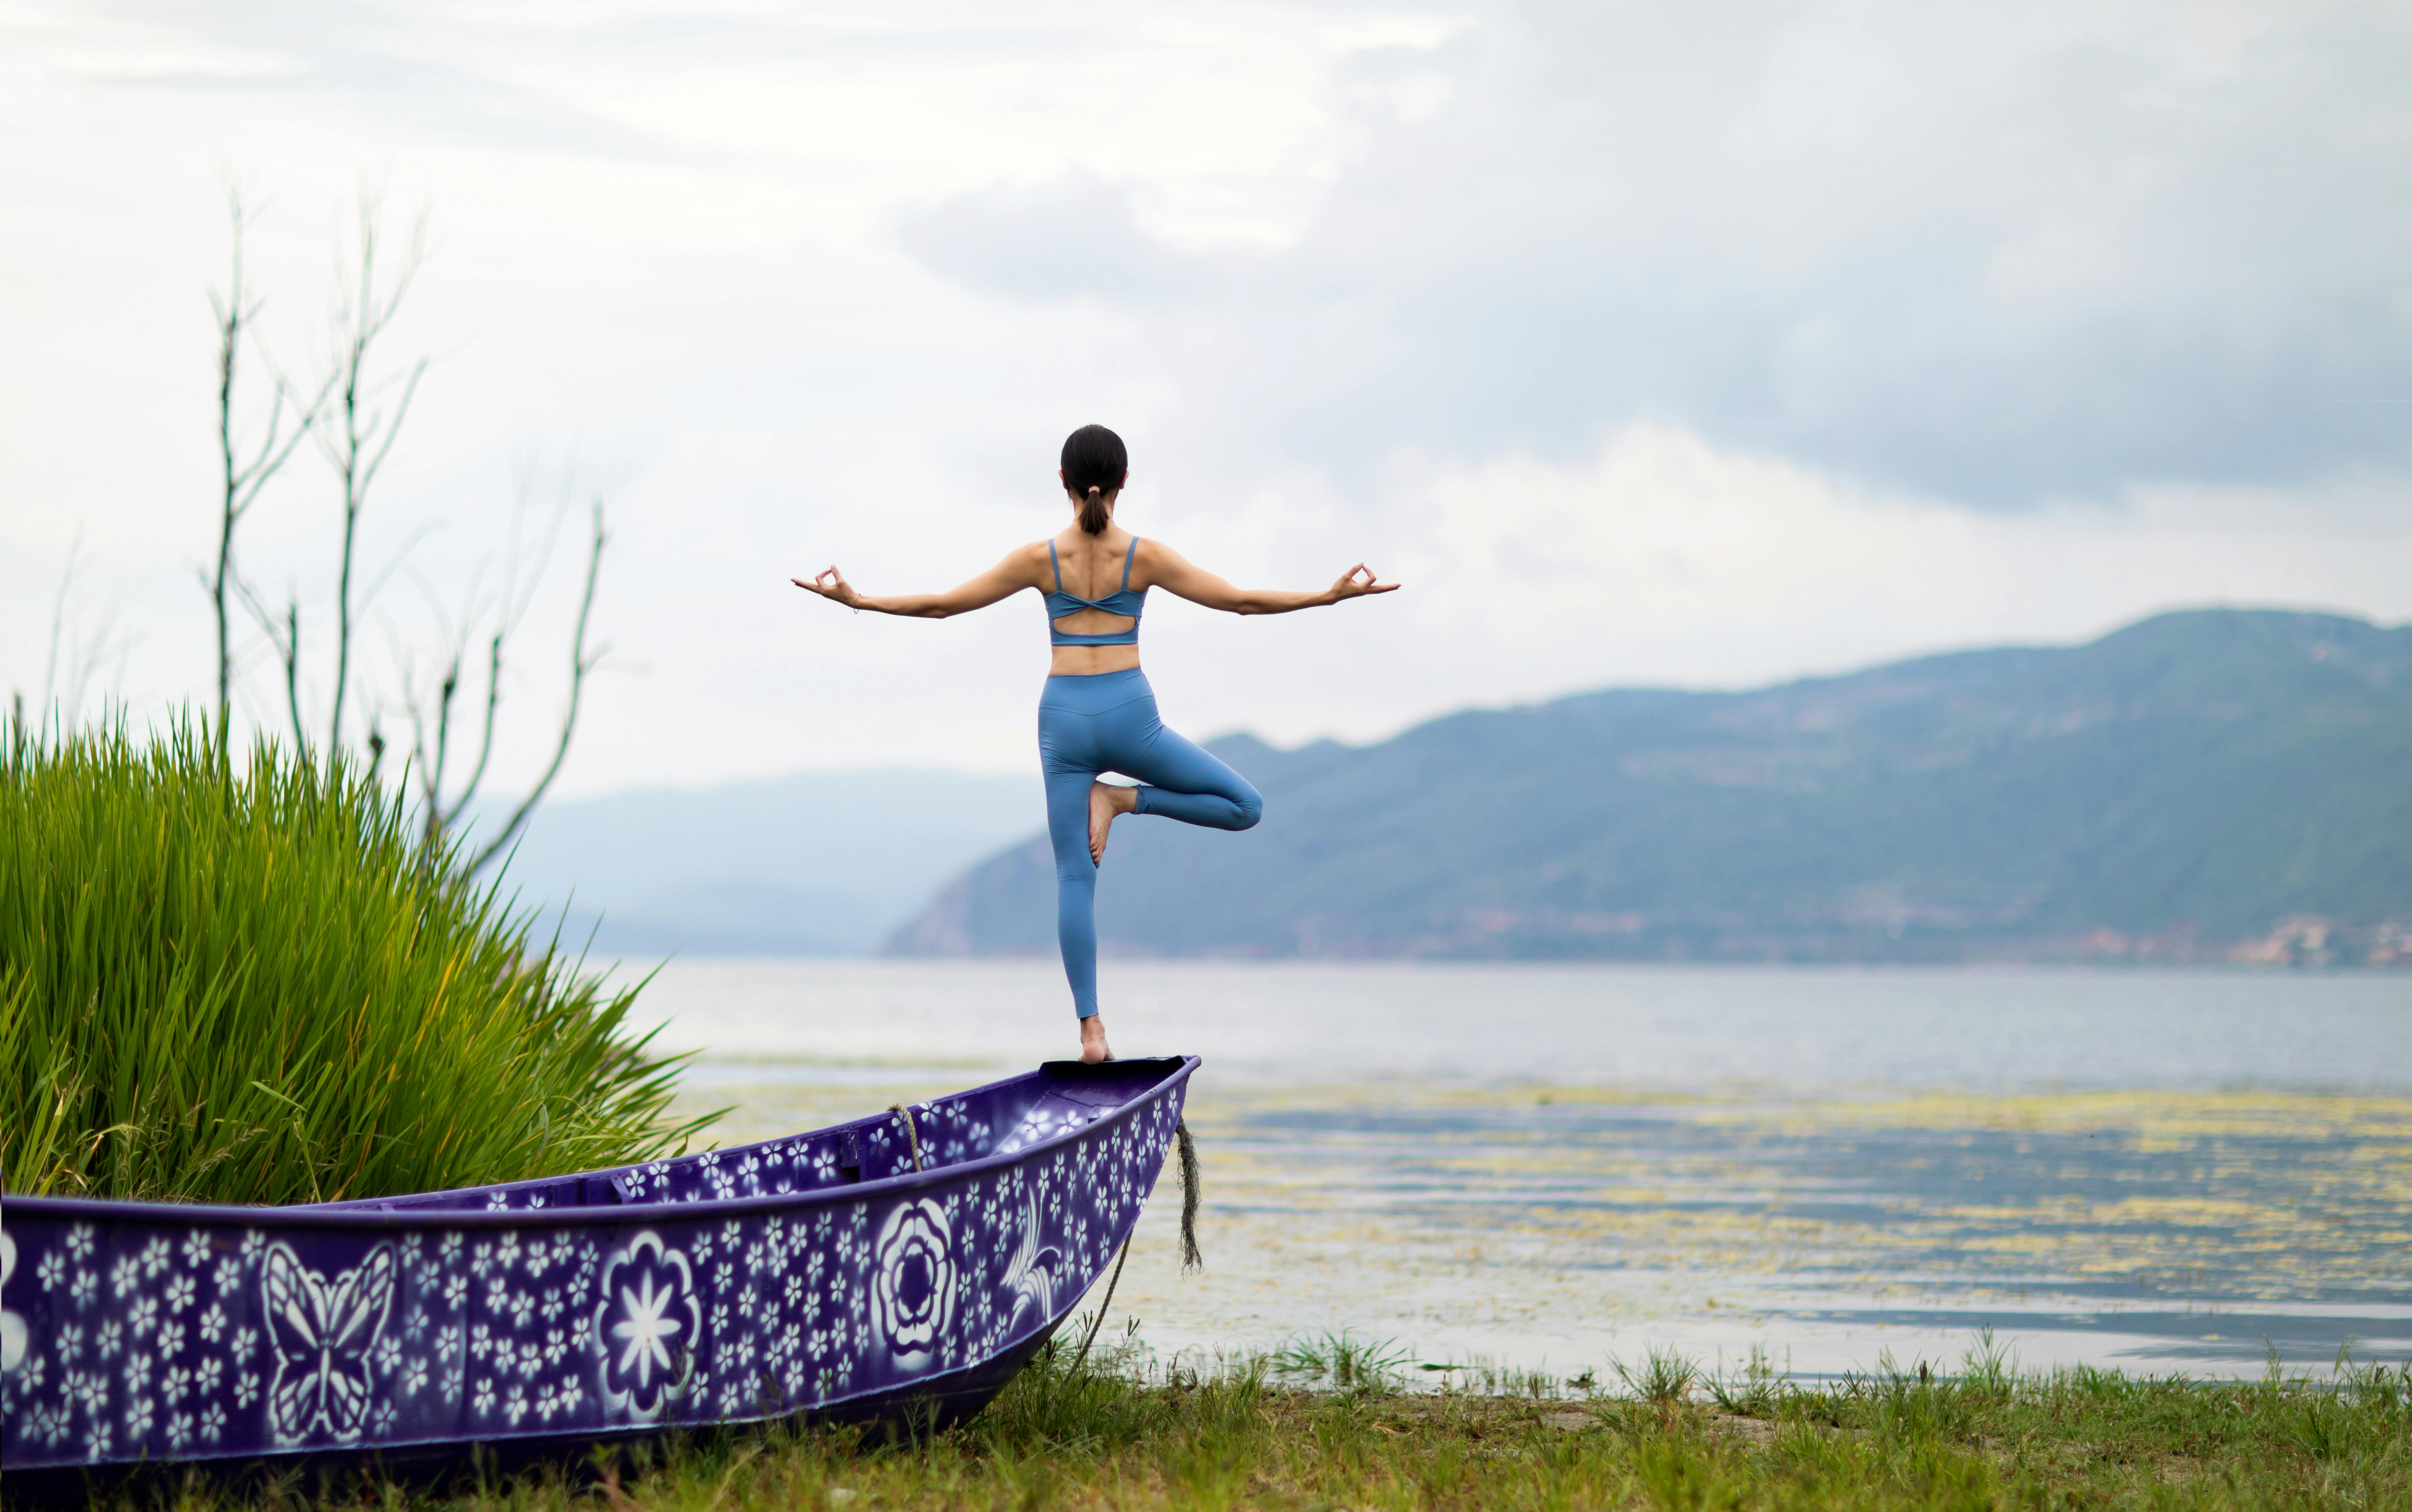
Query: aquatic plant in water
0 725 707 1204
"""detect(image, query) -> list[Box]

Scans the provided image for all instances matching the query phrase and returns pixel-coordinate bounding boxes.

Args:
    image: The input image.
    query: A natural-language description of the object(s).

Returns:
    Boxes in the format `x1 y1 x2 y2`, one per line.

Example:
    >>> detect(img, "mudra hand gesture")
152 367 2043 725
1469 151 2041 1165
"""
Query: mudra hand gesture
793 567 862 607
1328 564 1398 603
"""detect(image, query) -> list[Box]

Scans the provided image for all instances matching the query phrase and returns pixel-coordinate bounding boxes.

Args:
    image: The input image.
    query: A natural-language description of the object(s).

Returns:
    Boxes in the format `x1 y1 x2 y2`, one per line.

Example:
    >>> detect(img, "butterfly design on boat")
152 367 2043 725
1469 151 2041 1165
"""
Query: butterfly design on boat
261 1242 398 1444
0 1056 1196 1491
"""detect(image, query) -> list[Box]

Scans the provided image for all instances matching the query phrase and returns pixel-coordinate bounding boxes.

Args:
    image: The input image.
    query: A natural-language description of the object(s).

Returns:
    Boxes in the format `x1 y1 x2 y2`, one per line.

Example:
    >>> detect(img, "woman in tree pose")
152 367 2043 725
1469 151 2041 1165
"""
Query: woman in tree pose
795 424 1397 1062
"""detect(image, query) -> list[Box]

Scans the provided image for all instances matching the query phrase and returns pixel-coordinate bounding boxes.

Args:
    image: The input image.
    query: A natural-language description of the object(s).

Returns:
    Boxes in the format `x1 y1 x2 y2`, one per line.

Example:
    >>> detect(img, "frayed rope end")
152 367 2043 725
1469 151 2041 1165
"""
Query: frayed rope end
1176 1117 1203 1273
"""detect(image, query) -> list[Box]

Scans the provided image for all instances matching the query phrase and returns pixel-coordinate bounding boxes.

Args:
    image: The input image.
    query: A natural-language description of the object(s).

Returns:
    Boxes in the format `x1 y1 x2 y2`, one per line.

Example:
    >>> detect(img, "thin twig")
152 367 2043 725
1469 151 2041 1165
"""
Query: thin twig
318 194 430 758
463 498 608 875
231 575 307 751
209 187 330 738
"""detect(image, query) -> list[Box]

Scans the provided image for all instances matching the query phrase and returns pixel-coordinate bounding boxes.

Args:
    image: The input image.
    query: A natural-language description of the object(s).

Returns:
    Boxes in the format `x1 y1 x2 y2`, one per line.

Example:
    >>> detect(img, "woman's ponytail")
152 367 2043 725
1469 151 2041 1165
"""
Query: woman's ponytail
1060 424 1128 535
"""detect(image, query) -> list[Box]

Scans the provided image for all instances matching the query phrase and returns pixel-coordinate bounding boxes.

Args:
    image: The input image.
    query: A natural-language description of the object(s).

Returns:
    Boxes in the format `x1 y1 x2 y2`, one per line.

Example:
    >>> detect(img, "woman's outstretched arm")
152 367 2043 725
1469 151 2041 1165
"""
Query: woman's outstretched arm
791 545 1043 619
1143 540 1399 615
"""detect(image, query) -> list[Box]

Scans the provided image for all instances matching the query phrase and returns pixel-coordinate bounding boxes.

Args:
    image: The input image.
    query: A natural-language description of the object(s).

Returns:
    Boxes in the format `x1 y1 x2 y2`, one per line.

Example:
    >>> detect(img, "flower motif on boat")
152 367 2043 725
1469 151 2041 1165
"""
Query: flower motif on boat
2 1061 1192 1478
1 1225 26 1373
594 1231 697 1420
871 1199 956 1373
259 1241 399 1445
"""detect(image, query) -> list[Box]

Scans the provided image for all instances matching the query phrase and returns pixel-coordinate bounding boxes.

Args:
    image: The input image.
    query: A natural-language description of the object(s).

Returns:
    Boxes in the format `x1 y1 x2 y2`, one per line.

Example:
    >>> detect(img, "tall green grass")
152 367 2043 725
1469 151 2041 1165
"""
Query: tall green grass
0 724 706 1205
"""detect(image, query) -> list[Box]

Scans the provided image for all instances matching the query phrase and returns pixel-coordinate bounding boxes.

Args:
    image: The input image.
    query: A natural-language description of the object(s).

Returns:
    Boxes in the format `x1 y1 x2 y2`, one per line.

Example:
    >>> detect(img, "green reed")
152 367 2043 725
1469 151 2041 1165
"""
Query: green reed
0 723 707 1205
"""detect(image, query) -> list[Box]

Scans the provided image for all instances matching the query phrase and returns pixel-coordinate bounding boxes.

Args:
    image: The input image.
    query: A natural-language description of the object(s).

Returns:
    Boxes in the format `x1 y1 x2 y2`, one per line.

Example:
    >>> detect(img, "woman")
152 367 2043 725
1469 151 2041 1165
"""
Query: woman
794 424 1398 1062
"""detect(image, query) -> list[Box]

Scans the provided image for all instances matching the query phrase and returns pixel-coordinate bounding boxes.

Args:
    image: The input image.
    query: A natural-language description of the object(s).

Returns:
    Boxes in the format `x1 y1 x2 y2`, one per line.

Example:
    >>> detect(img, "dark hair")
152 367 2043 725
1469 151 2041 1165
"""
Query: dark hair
1060 424 1128 535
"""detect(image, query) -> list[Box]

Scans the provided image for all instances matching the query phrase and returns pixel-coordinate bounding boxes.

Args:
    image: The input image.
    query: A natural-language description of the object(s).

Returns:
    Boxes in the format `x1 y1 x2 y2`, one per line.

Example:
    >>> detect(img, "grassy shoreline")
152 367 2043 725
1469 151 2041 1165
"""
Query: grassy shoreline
78 1333 2412 1512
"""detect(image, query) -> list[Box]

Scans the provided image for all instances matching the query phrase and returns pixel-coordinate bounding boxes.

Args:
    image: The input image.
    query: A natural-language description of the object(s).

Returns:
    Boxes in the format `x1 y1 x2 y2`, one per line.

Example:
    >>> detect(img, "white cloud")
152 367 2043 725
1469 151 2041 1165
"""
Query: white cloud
1393 427 2412 694
3 0 2408 798
1088 429 2412 761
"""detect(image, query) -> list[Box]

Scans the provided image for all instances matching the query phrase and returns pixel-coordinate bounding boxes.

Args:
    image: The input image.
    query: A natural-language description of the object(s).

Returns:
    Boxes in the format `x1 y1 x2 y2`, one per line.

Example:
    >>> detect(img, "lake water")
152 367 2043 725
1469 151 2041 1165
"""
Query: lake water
635 960 2412 1383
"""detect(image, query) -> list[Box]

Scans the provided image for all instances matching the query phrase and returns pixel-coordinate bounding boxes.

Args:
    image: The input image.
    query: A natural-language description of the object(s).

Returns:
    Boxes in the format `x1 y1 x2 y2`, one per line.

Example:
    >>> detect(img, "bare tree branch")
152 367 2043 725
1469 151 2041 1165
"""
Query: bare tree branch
438 633 506 837
232 574 307 752
209 188 330 737
407 651 464 851
316 193 430 759
193 186 599 870
396 462 585 849
357 521 441 619
433 459 572 832
399 568 475 848
464 499 608 876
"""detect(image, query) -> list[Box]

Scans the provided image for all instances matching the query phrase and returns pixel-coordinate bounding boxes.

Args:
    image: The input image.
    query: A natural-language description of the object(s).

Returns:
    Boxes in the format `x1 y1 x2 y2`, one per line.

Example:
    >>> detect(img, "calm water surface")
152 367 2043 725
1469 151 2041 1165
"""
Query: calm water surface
636 960 2412 1381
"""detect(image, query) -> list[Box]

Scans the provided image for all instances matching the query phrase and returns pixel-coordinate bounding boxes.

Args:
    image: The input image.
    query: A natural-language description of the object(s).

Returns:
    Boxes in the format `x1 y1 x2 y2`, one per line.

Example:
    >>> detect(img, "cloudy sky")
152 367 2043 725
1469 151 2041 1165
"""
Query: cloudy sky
6 0 2409 796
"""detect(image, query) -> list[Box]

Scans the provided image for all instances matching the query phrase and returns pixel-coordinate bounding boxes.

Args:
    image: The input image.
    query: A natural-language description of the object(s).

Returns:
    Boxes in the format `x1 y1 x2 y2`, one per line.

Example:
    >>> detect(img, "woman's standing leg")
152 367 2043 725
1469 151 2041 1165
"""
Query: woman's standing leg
1051 673 1258 1059
1044 755 1103 1019
1039 698 1109 1038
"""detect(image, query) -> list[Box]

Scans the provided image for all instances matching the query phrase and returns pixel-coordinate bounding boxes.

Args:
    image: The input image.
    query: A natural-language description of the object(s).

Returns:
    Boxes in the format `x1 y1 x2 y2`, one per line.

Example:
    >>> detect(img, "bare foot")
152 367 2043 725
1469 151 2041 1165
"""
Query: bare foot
1088 781 1139 864
1078 1015 1114 1064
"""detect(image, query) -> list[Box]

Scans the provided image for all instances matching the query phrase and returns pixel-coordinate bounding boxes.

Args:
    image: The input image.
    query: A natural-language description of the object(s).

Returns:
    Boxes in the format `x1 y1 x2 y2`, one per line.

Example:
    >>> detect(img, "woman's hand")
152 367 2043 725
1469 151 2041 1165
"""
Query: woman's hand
793 567 863 608
1327 564 1399 603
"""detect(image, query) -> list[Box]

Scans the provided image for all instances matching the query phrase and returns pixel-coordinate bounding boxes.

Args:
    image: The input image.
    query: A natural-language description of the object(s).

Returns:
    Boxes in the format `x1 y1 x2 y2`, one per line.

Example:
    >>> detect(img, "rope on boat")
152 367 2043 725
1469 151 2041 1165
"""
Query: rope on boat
889 1104 925 1172
1062 1114 1198 1384
1067 1238 1130 1378
1176 1117 1203 1272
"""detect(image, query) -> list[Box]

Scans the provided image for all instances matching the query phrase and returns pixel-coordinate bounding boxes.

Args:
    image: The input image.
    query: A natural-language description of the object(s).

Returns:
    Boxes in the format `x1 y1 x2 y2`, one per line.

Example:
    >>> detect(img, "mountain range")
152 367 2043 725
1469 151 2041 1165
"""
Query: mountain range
483 768 1036 957
887 609 2412 966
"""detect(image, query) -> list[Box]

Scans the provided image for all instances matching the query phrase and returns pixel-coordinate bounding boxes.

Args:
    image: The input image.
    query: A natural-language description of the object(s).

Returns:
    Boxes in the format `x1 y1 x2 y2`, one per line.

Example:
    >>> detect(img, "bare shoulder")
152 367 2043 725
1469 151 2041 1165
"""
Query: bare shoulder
1133 535 1189 570
1133 535 1204 585
1004 539 1055 581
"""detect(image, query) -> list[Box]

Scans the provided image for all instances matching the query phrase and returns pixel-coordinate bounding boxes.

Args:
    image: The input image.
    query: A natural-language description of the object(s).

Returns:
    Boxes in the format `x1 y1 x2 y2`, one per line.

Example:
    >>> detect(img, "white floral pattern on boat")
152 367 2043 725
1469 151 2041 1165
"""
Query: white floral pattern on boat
0 1059 1191 1479
593 1232 697 1420
870 1200 955 1374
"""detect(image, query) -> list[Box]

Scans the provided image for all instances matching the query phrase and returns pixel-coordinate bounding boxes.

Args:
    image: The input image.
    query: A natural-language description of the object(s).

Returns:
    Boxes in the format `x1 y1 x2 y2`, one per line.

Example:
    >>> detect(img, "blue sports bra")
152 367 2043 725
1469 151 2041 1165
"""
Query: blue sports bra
1045 538 1147 647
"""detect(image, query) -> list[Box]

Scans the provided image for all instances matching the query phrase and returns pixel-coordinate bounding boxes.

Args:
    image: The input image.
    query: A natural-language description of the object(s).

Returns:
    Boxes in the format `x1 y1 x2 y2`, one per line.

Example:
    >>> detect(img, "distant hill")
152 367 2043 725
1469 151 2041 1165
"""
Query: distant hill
887 609 2412 966
477 768 1037 957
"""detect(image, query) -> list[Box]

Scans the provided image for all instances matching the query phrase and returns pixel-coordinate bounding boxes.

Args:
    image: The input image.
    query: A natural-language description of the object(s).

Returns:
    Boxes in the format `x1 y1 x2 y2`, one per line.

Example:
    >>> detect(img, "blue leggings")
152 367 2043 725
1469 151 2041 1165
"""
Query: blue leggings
1039 669 1262 1019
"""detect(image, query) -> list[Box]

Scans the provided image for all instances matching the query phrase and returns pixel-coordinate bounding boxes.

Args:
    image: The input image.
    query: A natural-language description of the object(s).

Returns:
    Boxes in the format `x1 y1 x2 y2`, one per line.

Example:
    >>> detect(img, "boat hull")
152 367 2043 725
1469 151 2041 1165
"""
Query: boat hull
0 1057 1196 1490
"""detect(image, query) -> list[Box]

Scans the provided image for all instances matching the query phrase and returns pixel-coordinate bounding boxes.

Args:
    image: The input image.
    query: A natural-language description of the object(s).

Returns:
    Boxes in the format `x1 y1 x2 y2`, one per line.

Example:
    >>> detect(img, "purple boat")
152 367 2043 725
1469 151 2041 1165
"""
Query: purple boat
0 1056 1197 1494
